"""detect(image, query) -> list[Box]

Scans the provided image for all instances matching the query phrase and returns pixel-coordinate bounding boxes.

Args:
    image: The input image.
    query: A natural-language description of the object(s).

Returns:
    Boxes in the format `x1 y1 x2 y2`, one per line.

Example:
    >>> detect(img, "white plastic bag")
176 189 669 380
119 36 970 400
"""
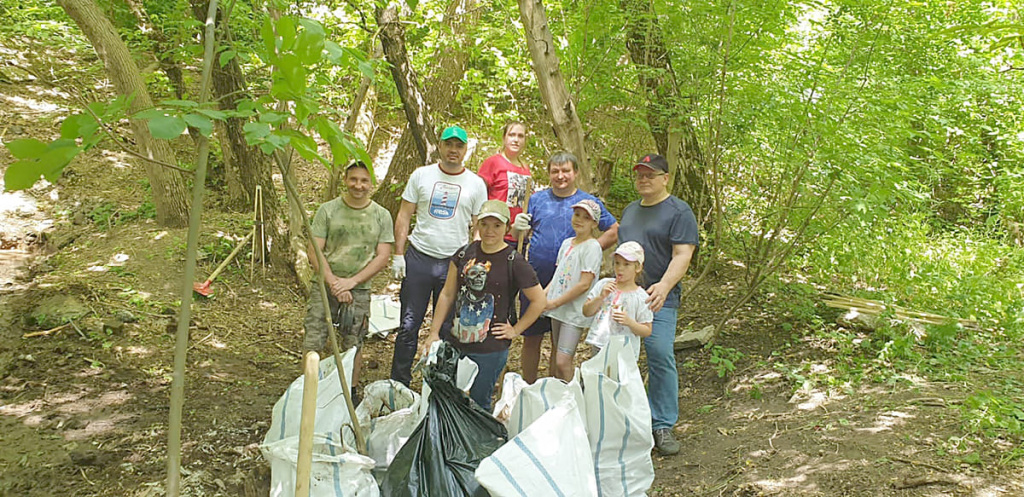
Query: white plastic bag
262 433 379 497
476 397 597 497
355 380 421 469
491 372 528 424
581 335 654 497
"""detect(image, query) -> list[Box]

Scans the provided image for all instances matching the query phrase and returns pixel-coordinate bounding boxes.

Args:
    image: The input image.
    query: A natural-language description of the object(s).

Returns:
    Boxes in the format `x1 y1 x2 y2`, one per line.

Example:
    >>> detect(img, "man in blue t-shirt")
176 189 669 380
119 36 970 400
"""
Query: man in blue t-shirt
510 151 619 384
619 153 699 457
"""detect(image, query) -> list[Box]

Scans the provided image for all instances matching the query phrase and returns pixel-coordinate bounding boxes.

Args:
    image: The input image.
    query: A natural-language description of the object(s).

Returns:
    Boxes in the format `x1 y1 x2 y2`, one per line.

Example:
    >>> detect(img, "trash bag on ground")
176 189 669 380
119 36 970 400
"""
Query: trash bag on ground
505 373 586 438
357 345 481 471
261 349 379 496
262 433 379 497
476 395 597 497
380 342 508 497
355 380 420 469
580 335 655 496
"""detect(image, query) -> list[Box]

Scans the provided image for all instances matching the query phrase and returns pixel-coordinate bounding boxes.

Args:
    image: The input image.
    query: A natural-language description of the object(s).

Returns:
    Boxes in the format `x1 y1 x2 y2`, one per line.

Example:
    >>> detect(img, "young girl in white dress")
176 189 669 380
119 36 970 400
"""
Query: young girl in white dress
582 241 653 360
542 199 603 380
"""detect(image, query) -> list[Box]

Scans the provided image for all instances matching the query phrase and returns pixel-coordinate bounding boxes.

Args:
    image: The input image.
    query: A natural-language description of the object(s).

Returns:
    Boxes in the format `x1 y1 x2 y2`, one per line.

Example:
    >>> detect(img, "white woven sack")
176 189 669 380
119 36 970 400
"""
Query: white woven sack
476 397 597 496
263 349 357 449
262 433 379 497
355 380 420 469
581 335 654 497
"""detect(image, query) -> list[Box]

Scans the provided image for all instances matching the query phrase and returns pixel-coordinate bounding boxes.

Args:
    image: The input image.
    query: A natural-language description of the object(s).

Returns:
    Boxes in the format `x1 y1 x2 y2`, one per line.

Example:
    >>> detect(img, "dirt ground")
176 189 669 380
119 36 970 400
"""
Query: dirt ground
2 77 1023 497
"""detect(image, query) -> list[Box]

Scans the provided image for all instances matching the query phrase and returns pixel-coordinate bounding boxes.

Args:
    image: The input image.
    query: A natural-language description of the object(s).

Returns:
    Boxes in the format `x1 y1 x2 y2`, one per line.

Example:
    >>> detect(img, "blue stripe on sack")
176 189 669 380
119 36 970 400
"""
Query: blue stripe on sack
276 386 292 442
492 457 529 497
614 382 629 496
513 438 565 496
594 374 606 497
541 380 550 410
388 383 395 410
326 432 344 496
517 395 525 434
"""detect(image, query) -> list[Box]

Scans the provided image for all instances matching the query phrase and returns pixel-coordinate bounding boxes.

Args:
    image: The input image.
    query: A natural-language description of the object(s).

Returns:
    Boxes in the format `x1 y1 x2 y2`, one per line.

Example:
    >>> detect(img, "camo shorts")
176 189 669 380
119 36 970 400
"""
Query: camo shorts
302 287 370 352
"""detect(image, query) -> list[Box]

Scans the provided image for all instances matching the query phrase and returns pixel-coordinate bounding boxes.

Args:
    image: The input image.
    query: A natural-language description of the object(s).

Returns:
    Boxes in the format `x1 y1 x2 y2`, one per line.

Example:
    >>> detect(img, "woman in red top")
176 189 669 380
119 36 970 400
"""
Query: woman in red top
477 122 531 243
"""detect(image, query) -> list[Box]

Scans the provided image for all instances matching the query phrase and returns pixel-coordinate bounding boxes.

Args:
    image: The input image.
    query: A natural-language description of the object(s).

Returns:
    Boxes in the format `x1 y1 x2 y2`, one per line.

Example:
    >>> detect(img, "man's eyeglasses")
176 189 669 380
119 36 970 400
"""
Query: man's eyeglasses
634 172 666 181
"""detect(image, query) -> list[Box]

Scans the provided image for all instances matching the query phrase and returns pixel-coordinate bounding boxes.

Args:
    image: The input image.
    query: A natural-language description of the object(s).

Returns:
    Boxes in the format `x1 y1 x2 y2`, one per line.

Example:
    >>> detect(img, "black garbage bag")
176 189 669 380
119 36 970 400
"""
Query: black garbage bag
381 342 508 497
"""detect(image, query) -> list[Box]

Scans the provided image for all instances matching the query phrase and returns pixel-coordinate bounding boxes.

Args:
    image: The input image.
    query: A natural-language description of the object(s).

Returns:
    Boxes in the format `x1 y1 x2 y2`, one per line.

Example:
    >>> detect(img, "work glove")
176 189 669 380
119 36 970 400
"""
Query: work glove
392 254 406 279
512 212 532 232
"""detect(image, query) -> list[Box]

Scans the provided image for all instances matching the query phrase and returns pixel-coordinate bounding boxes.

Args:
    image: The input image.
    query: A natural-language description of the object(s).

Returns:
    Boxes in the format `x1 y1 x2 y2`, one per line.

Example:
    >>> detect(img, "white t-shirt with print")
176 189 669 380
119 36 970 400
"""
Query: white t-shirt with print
544 237 602 328
585 278 654 359
403 164 488 259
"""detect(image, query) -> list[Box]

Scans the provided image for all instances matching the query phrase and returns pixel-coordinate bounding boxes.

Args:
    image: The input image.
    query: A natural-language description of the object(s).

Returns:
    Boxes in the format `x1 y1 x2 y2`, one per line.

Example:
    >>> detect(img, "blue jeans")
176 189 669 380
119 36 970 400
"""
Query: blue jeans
645 306 679 430
390 245 453 386
460 348 509 411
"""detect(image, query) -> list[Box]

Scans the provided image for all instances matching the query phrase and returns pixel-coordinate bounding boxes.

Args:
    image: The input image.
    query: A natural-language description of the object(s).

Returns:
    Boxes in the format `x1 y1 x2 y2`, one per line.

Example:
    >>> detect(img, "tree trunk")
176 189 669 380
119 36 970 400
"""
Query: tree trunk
59 0 191 227
517 0 592 190
124 0 187 100
327 42 381 201
620 0 710 227
372 0 479 214
376 4 438 166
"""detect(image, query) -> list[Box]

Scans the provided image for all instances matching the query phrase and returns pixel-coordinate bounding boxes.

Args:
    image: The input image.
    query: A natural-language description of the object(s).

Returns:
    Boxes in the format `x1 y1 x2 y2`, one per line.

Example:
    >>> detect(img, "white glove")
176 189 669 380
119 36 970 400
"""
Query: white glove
512 213 532 232
392 255 406 279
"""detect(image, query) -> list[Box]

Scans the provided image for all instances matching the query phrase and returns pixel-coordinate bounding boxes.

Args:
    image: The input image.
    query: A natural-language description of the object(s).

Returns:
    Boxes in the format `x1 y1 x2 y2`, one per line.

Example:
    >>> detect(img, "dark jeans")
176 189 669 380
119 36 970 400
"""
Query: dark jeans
460 348 509 411
390 245 454 386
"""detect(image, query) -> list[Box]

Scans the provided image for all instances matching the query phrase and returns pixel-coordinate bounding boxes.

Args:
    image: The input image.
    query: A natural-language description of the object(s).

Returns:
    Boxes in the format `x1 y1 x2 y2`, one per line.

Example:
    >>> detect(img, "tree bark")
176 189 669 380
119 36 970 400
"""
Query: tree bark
59 0 191 227
518 0 592 190
372 0 479 214
620 0 710 227
376 4 438 166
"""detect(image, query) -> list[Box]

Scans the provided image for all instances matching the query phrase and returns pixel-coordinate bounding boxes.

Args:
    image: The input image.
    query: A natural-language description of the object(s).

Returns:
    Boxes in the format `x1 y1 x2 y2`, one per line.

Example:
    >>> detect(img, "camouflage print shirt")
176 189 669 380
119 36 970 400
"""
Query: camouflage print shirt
311 197 395 289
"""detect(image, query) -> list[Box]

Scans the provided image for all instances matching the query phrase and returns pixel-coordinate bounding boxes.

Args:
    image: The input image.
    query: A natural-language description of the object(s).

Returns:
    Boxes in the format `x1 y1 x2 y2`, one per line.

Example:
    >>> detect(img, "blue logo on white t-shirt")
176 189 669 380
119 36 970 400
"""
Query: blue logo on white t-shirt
429 182 462 219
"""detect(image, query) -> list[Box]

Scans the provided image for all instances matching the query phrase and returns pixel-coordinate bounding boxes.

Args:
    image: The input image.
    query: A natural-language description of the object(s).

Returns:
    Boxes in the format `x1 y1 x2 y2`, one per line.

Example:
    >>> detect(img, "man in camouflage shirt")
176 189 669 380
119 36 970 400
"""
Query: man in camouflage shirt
305 161 394 391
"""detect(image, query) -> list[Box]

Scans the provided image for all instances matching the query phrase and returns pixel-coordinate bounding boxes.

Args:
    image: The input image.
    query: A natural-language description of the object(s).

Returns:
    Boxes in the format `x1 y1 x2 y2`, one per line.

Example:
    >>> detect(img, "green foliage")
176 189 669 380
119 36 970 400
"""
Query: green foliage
708 345 744 378
87 200 158 229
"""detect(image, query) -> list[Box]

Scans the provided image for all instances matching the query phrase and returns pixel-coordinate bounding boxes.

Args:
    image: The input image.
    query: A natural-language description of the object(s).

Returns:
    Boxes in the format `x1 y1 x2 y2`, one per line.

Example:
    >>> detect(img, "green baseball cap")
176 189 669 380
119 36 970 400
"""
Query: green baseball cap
440 125 468 143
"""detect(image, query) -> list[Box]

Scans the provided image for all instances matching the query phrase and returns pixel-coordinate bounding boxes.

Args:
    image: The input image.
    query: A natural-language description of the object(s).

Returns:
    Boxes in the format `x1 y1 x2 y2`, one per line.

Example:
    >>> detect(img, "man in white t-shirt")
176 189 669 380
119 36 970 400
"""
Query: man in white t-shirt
390 125 488 385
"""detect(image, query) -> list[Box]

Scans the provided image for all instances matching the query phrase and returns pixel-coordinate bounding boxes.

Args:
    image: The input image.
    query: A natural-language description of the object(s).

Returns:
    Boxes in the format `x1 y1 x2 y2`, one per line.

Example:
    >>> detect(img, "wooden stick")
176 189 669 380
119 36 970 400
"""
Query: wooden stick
517 177 533 253
294 351 319 497
822 293 979 329
23 323 70 338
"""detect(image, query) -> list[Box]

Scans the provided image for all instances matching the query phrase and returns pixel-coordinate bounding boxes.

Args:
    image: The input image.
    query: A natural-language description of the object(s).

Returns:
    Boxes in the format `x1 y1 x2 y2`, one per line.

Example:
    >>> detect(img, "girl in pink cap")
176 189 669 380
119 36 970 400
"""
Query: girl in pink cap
542 199 604 380
582 241 654 360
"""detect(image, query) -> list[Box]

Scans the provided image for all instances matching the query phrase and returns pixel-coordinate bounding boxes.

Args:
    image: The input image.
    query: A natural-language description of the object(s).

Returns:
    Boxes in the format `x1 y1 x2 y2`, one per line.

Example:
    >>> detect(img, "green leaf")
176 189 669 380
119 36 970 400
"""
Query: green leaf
243 122 272 144
134 109 168 120
4 160 44 190
38 145 80 181
297 18 325 37
260 18 276 58
148 115 187 140
160 100 200 108
405 0 418 10
194 108 228 120
60 113 99 140
324 40 347 65
184 113 214 137
276 16 296 50
219 49 237 68
357 61 374 79
258 112 289 125
6 139 47 159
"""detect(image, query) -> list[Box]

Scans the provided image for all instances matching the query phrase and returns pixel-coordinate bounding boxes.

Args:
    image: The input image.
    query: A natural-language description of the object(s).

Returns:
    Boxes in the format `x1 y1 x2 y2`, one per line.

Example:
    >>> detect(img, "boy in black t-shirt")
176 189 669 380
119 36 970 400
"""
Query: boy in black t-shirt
421 200 546 410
